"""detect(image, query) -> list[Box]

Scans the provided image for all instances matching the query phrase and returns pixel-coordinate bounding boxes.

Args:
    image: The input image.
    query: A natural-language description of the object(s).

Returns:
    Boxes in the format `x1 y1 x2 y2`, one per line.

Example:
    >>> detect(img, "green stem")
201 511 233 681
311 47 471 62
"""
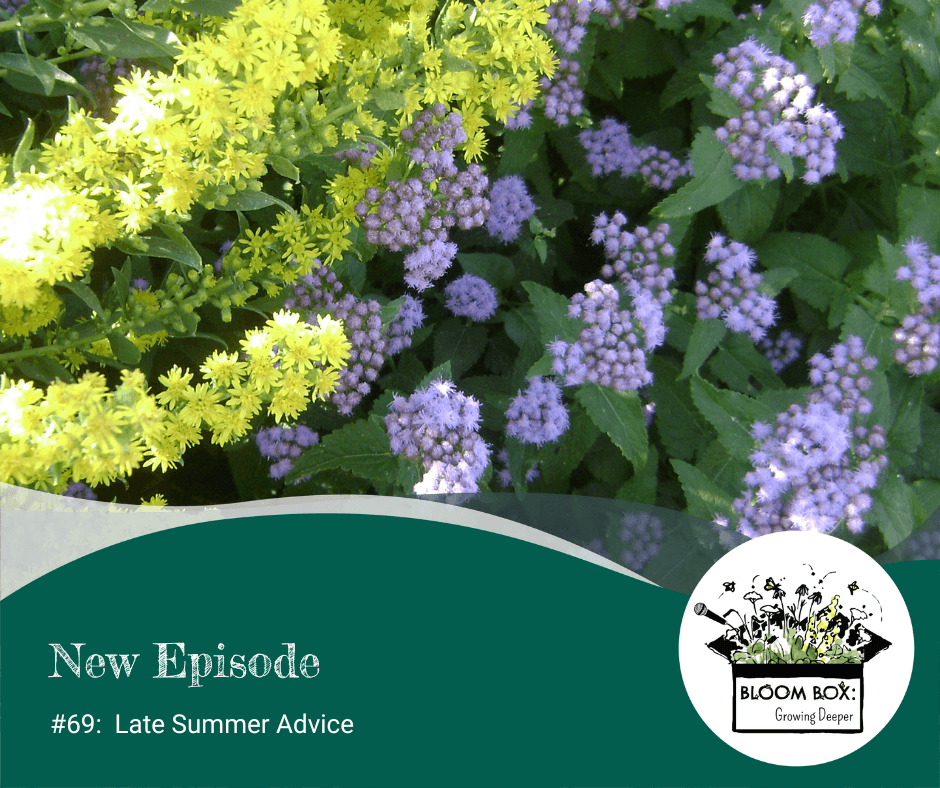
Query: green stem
0 330 108 363
0 0 112 34
319 101 358 127
49 48 97 65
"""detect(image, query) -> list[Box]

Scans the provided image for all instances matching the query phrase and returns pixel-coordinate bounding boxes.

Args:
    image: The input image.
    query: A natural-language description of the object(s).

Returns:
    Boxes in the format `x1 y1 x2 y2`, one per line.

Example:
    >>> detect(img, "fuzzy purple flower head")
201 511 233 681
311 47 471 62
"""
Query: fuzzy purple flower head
445 274 498 321
255 424 319 485
505 376 570 446
486 176 537 243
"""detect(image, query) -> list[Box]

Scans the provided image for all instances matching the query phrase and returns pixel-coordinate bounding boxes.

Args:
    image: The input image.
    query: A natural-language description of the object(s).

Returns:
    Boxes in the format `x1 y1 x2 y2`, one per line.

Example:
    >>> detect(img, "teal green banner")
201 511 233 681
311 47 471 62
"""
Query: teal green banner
1 513 938 786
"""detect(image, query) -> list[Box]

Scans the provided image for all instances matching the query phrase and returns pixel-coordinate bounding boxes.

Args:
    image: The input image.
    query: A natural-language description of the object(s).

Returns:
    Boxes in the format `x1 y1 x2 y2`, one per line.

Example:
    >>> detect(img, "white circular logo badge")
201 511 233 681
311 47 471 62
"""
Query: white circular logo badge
678 531 914 766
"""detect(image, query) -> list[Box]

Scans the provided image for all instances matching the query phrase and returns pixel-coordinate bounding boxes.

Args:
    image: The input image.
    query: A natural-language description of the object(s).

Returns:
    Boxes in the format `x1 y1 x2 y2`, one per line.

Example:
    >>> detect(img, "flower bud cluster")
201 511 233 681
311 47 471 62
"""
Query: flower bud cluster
579 119 643 177
541 59 585 127
759 330 803 372
505 376 571 446
255 424 319 484
505 101 534 130
545 0 593 53
355 105 490 290
695 234 777 341
618 512 664 573
592 212 676 304
636 146 694 190
444 274 498 321
729 337 888 538
893 238 940 375
285 267 424 414
385 379 491 495
803 0 880 48
486 175 537 243
550 280 665 391
904 527 940 561
334 142 379 169
711 38 843 184
494 449 541 488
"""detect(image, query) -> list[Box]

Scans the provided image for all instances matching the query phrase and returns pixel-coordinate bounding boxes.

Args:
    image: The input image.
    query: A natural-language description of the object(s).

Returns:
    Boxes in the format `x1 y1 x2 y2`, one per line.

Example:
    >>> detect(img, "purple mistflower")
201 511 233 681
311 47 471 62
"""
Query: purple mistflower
803 0 879 47
494 448 541 488
904 527 940 560
618 511 664 572
592 212 676 304
550 280 666 391
353 105 489 288
486 175 537 243
695 234 777 342
726 337 887 538
893 238 940 376
213 239 234 273
583 538 610 560
285 266 423 413
65 482 97 500
711 38 843 184
255 424 319 485
545 0 593 53
760 330 803 372
636 146 694 190
445 274 498 321
0 0 28 14
505 100 534 130
385 378 491 495
579 118 643 177
540 59 584 127
130 278 150 291
505 376 570 446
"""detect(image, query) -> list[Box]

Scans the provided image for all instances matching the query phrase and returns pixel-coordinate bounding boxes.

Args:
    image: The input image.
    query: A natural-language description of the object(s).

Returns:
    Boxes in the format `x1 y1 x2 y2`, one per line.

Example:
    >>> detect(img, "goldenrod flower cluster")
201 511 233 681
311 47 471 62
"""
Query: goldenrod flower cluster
0 311 349 491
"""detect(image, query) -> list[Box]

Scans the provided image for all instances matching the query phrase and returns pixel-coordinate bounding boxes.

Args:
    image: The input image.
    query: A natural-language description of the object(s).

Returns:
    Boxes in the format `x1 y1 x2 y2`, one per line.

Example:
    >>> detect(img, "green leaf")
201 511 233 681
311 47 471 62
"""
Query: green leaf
68 19 182 59
267 155 300 182
497 117 547 177
912 480 940 524
116 234 202 269
505 437 529 493
679 318 727 380
575 384 648 469
534 403 598 490
690 376 774 461
716 180 780 244
885 370 923 470
59 280 104 316
418 361 453 390
288 416 397 488
914 406 940 480
432 319 488 378
868 472 916 548
913 89 940 178
0 53 82 97
759 267 799 296
594 20 677 84
617 445 658 505
521 281 581 344
897 10 940 82
108 333 142 365
457 253 515 291
14 356 74 384
373 89 407 111
707 333 784 392
220 189 297 216
671 459 736 522
11 117 34 176
897 184 940 250
837 44 905 111
649 356 713 462
654 127 742 218
756 233 851 311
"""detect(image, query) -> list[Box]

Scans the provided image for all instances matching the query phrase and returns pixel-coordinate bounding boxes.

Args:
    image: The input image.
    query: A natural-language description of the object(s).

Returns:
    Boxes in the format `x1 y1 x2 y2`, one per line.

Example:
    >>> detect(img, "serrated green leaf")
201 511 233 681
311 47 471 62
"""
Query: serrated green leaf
897 184 940 250
716 180 780 244
679 318 726 380
108 333 142 365
418 361 453 390
497 117 546 177
654 128 742 218
868 472 916 548
649 356 714 462
760 267 799 296
690 376 774 460
886 370 923 470
756 233 851 311
671 459 736 522
521 281 581 344
897 10 940 82
707 332 783 392
912 480 940 524
913 89 940 177
914 405 940 480
575 384 648 469
595 20 676 83
837 44 905 111
617 445 658 505
288 416 397 487
534 404 598 490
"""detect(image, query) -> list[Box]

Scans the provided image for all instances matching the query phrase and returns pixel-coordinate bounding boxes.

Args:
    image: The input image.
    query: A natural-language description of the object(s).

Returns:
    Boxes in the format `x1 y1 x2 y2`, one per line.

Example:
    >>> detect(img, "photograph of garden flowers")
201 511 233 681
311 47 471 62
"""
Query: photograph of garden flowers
1 0 939 563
